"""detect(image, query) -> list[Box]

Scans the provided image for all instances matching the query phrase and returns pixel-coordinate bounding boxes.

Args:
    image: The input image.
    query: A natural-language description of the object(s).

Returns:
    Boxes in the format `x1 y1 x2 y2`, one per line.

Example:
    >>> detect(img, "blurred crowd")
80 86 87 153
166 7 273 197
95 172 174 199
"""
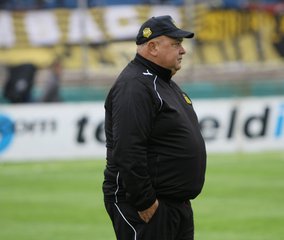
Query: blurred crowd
0 0 283 10
0 0 182 9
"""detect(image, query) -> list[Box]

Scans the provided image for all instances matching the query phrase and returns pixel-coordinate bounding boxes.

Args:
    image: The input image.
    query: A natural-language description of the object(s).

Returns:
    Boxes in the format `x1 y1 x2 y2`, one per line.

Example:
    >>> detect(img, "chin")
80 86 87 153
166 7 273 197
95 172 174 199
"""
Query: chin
176 65 181 71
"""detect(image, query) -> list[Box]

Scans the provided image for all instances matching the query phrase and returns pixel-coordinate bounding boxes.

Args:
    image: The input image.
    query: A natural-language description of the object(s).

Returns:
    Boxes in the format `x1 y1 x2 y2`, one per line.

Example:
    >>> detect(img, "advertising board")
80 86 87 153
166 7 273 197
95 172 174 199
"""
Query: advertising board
1 97 283 161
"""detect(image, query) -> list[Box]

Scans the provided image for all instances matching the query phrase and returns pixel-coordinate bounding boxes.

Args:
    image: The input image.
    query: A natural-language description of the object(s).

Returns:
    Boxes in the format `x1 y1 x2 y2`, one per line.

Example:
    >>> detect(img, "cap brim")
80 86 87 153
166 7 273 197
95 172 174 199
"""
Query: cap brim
165 29 194 39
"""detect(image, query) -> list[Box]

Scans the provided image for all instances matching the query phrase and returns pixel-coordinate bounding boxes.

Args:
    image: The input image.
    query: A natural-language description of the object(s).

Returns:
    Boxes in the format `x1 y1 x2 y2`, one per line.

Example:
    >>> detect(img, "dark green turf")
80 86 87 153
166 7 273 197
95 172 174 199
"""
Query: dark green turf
0 152 283 240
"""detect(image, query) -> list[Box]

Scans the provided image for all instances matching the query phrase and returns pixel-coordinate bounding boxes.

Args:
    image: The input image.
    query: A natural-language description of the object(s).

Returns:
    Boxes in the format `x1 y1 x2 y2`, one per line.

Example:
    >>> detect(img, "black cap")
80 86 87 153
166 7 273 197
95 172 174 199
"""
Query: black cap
136 15 194 45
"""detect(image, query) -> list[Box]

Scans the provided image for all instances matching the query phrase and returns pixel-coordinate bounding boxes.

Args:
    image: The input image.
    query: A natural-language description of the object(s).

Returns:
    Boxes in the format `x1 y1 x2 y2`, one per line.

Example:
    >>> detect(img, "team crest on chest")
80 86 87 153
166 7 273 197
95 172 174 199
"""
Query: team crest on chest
182 93 192 104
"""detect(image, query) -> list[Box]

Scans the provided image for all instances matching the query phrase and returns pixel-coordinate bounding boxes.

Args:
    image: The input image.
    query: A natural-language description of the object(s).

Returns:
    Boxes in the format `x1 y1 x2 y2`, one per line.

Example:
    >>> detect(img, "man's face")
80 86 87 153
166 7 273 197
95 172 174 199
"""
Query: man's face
154 36 186 75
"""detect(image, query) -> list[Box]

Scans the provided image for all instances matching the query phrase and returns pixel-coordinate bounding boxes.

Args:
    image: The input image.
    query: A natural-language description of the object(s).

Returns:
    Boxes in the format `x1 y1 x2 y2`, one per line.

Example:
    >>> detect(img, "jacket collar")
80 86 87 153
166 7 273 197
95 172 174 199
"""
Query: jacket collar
134 53 172 82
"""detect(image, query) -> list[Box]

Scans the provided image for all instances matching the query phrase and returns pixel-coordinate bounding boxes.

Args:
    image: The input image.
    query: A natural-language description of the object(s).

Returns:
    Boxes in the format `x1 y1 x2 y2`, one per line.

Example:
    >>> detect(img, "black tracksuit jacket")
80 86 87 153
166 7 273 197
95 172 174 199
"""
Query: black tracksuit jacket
103 54 206 211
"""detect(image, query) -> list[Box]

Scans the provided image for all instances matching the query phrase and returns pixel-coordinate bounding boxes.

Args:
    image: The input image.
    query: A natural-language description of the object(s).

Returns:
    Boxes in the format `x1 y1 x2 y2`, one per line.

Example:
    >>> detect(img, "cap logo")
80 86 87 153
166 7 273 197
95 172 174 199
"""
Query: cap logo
143 28 152 38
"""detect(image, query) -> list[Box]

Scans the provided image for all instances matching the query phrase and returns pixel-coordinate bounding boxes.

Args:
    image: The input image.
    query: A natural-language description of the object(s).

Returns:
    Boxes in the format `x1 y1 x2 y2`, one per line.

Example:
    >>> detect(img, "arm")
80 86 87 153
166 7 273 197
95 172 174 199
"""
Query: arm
111 80 157 211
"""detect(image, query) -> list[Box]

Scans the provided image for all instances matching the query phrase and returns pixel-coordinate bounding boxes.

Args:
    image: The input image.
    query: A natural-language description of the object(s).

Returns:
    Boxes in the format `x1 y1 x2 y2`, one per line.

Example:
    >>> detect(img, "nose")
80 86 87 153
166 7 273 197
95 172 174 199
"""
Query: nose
180 45 186 54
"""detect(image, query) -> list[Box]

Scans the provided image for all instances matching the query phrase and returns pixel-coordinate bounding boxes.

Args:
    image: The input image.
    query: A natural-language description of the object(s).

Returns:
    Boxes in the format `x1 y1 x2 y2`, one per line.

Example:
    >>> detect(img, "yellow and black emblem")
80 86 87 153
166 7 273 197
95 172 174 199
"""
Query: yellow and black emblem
182 93 192 104
143 27 152 38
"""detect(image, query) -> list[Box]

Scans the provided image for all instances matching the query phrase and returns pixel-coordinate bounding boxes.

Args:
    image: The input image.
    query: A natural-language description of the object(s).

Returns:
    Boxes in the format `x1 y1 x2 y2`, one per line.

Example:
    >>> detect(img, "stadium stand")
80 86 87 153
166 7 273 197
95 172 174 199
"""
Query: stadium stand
0 0 284 103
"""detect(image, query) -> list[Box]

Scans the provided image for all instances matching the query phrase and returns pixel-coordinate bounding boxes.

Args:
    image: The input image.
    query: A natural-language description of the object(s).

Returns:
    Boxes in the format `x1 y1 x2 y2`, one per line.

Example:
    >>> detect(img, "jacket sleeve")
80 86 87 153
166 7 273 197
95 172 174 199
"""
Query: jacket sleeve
111 79 157 211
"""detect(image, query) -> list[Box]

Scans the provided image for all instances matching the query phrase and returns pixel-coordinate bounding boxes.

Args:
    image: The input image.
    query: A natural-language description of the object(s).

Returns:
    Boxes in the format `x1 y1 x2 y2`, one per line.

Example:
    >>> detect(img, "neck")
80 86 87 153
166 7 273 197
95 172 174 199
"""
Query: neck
137 50 174 76
134 54 172 82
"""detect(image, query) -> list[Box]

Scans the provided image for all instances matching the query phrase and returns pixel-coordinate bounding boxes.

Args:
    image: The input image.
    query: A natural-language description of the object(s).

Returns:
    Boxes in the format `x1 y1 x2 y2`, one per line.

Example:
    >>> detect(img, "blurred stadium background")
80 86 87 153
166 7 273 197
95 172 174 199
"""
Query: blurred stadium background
0 0 284 102
0 1 284 240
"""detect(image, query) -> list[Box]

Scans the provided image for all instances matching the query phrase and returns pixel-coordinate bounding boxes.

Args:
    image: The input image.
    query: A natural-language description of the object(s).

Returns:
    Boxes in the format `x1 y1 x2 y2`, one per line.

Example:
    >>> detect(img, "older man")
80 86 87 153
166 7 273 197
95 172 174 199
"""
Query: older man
103 15 207 240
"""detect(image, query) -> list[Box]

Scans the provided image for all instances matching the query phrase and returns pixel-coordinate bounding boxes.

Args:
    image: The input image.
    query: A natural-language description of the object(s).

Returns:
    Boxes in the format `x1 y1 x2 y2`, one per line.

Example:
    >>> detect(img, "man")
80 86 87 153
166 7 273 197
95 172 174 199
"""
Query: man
39 56 62 102
103 15 206 240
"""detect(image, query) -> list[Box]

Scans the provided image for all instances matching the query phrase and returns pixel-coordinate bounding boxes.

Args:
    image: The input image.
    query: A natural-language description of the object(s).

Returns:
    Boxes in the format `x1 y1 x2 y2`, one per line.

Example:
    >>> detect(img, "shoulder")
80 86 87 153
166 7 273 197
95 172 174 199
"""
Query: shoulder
115 61 157 91
108 64 162 111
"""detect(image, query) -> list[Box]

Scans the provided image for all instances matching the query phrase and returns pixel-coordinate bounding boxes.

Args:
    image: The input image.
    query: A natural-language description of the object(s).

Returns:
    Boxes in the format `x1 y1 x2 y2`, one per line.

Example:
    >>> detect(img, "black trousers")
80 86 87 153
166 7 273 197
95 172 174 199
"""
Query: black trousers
104 200 194 240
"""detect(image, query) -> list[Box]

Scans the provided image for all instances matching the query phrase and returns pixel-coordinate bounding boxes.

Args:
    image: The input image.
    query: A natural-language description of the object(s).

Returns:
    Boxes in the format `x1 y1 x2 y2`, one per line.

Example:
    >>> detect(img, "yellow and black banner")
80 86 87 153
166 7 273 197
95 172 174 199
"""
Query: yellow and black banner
0 5 284 71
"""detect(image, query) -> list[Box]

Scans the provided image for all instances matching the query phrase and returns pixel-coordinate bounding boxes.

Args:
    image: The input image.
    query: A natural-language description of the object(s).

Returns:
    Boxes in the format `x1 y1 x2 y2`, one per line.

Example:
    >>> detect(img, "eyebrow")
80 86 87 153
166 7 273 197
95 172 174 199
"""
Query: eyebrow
175 38 183 42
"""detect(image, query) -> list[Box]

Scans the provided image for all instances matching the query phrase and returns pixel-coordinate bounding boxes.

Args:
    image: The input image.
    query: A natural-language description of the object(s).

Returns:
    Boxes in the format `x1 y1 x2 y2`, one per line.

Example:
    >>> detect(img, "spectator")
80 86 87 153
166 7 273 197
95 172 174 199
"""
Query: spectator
39 56 62 102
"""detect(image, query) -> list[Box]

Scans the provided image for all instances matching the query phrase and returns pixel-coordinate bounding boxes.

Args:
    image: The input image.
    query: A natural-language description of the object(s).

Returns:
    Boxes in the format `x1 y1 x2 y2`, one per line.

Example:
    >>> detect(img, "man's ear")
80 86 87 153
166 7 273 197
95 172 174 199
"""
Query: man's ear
147 41 158 57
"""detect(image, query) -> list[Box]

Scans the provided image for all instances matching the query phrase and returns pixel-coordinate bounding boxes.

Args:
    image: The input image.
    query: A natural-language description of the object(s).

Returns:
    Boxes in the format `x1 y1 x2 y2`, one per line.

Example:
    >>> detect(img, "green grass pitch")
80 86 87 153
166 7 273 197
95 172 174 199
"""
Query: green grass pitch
0 152 284 240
